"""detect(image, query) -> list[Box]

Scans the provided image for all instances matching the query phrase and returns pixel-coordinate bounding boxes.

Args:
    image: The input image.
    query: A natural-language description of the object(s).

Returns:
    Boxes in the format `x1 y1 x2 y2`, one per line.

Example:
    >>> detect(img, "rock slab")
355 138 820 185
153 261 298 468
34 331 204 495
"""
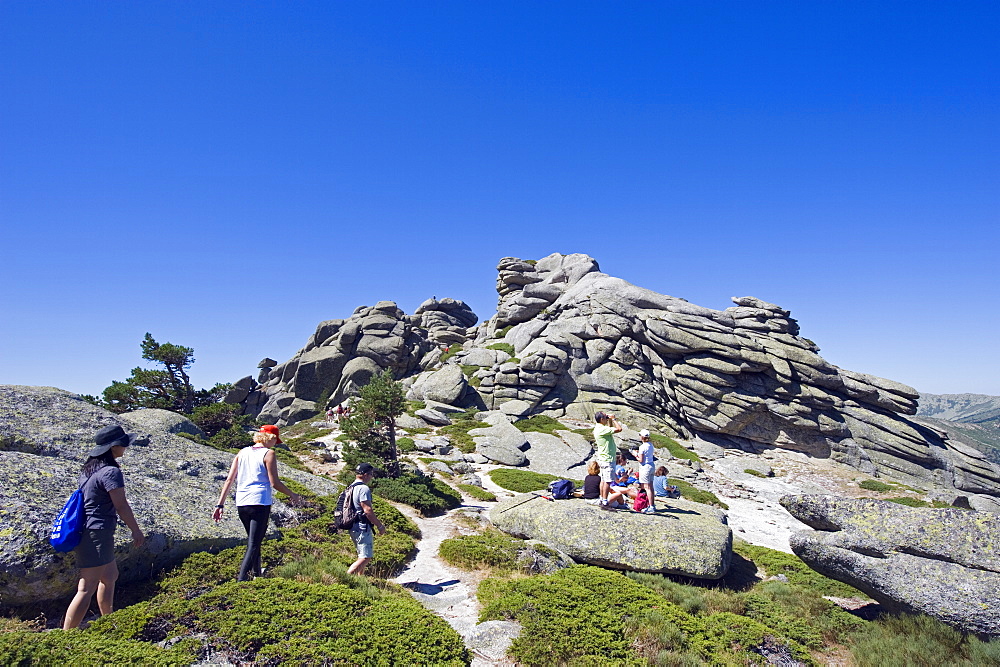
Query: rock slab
782 494 1000 638
490 494 732 579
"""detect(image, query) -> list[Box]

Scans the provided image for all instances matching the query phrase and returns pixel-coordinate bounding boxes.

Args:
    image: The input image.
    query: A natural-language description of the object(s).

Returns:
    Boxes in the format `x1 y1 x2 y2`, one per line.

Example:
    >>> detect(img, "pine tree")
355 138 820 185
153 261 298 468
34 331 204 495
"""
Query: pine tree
340 370 406 478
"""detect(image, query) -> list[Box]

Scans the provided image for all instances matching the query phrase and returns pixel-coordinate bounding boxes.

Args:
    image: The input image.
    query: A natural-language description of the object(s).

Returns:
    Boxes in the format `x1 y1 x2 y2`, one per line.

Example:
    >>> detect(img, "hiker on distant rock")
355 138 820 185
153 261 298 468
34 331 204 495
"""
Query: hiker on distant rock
334 404 344 422
592 411 623 509
636 430 657 513
346 462 386 576
63 425 145 630
213 425 301 581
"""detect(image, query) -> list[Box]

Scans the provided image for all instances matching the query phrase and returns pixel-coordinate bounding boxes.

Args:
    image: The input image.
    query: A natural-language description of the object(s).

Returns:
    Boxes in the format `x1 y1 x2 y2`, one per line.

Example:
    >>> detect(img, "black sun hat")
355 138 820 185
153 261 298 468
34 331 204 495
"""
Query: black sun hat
88 424 138 458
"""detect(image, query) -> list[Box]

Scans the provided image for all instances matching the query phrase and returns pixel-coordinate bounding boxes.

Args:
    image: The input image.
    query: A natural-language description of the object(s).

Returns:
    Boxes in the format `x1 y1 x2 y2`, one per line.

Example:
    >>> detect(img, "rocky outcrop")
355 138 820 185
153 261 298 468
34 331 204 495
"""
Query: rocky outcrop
454 254 1000 500
0 385 337 608
232 298 477 425
490 494 732 579
782 494 1000 637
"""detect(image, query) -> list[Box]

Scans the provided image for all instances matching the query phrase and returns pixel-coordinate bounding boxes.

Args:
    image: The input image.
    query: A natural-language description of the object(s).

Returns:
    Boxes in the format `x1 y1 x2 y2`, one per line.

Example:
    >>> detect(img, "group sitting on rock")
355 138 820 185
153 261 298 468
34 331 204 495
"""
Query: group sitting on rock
584 411 661 513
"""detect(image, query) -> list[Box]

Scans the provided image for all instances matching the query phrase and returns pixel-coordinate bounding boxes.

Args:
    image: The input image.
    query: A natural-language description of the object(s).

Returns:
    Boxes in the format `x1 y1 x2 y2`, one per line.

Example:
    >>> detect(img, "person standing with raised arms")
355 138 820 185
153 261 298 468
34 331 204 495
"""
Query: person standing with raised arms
592 411 623 509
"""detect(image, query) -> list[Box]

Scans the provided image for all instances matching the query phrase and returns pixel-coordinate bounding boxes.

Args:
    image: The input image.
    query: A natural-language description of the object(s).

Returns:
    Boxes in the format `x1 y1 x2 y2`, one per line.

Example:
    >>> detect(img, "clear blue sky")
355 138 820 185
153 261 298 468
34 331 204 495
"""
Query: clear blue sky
2 1 998 398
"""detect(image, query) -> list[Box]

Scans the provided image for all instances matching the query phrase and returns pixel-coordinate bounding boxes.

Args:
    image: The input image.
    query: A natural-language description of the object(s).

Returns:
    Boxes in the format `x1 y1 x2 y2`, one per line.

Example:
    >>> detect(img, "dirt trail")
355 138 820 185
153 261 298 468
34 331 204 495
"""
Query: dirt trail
391 495 514 666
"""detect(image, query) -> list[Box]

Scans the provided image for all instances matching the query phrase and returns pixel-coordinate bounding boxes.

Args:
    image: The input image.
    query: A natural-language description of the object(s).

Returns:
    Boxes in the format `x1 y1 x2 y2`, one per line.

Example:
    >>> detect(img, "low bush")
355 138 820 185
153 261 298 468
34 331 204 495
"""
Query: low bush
0 630 196 665
486 342 515 356
669 478 728 509
884 496 952 508
439 531 524 571
396 437 415 453
513 414 566 435
733 541 861 598
650 432 701 462
859 479 893 493
490 469 581 493
439 420 489 454
478 565 812 666
744 468 767 478
372 474 462 515
847 613 1000 667
405 400 426 416
96 579 469 666
495 325 514 338
457 484 497 501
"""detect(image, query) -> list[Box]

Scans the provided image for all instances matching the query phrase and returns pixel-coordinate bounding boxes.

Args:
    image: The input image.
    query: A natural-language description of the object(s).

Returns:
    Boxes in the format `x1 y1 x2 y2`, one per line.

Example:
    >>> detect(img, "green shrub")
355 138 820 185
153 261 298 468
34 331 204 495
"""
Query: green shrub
372 473 462 515
489 469 579 493
439 531 524 570
733 542 862 598
859 479 893 493
496 325 514 338
572 428 596 443
650 432 701 462
396 437 415 453
847 613 998 667
439 420 489 454
884 496 952 508
405 400 426 416
744 468 767 478
457 483 497 501
513 414 566 435
486 342 515 356
459 364 483 379
97 579 469 666
0 631 196 665
669 478 728 509
440 343 463 363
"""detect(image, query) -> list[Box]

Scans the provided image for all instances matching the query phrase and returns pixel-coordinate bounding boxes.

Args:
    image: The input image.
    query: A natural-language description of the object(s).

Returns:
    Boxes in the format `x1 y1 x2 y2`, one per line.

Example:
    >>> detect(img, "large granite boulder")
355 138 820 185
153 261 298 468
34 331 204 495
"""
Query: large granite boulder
0 386 338 608
466 253 1000 501
781 494 1000 637
490 494 732 579
235 298 477 425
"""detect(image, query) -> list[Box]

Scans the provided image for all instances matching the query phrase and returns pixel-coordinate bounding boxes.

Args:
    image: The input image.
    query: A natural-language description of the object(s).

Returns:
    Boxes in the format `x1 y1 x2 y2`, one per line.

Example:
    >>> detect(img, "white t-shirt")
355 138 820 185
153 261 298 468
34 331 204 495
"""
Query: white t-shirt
638 441 655 466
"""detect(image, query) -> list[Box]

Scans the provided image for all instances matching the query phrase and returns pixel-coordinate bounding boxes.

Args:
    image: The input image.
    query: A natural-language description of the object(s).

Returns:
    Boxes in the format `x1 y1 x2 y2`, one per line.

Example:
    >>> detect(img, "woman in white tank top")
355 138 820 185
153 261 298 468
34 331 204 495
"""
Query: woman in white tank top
213 425 300 581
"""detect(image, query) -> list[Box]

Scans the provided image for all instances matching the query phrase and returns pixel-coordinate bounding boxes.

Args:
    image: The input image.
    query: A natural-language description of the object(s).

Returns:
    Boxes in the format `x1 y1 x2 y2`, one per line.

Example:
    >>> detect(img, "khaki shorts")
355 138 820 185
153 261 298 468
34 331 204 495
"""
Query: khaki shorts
598 461 614 483
639 463 655 484
350 524 373 559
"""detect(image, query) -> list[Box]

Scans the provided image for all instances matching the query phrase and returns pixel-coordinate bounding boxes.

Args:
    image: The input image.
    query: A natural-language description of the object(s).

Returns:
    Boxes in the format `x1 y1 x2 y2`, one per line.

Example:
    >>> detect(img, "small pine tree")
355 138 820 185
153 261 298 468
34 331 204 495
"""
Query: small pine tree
340 370 406 478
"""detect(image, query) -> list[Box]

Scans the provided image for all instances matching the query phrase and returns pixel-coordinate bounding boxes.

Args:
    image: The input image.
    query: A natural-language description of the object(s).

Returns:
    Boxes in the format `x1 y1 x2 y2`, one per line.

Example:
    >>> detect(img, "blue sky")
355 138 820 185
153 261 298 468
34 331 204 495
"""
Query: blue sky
2 1 998 398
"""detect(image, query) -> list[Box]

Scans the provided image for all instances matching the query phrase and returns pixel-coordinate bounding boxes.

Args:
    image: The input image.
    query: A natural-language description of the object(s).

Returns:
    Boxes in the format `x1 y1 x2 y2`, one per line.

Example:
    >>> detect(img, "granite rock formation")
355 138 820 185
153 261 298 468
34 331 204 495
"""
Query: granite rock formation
0 385 337 607
490 493 732 579
230 298 477 425
454 254 1000 501
782 494 1000 637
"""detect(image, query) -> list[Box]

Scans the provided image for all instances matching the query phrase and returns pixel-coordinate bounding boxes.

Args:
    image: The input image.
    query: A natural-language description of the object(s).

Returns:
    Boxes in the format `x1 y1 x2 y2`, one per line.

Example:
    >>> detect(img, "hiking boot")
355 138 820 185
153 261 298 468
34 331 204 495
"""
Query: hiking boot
599 503 615 511
642 506 656 514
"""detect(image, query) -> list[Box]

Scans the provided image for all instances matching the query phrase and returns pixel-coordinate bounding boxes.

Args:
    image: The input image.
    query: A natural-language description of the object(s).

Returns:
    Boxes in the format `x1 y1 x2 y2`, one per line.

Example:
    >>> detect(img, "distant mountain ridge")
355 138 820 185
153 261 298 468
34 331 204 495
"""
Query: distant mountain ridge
917 393 1000 465
917 393 1000 423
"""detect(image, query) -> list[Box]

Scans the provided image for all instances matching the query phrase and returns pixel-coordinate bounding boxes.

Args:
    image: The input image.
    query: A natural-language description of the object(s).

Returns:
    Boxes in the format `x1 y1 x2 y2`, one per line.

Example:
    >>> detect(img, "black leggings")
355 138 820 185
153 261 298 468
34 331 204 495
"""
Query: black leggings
237 504 271 581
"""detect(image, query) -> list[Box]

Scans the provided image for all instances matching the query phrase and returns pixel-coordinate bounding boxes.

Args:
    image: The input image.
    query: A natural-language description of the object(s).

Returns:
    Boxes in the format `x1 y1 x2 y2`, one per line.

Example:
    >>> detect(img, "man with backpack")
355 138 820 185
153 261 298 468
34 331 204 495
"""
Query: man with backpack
345 462 386 576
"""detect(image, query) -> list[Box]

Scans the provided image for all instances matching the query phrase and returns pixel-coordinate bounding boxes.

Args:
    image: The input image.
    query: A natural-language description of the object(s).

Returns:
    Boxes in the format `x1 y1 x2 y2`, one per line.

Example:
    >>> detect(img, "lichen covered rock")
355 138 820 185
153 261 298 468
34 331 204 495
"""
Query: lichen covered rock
490 494 732 579
782 494 1000 637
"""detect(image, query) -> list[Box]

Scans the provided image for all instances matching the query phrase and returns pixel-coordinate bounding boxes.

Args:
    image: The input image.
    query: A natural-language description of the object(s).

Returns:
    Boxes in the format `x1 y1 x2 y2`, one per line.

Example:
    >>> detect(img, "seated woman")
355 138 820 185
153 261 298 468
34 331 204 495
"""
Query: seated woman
610 454 638 506
578 461 602 500
652 466 671 497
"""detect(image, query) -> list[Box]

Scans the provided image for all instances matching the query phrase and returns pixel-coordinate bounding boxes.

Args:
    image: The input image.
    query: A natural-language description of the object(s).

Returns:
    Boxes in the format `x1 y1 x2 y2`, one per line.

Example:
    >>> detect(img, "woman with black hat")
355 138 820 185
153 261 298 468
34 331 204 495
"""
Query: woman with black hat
213 425 301 581
63 425 145 630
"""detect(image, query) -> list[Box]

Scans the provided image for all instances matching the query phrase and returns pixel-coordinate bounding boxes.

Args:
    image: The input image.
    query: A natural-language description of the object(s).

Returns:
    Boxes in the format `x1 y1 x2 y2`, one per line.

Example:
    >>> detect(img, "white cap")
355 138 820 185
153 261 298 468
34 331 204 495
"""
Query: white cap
639 429 650 438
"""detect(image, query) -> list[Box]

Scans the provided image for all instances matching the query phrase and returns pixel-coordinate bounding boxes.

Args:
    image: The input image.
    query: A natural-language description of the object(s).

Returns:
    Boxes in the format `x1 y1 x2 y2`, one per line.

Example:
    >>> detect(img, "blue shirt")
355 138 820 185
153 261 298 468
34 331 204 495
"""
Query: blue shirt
653 475 670 497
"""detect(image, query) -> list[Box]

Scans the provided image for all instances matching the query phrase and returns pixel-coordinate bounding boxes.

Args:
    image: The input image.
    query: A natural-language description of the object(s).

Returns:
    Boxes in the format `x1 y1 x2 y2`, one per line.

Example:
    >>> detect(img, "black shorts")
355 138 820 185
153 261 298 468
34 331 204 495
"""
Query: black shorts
76 528 116 568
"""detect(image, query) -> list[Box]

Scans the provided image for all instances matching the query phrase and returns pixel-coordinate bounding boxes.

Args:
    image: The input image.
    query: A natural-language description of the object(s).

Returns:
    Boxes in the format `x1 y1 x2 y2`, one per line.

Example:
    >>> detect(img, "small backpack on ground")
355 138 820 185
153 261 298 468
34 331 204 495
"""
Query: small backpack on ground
633 488 650 512
664 484 681 499
333 482 362 532
50 489 86 552
548 479 575 500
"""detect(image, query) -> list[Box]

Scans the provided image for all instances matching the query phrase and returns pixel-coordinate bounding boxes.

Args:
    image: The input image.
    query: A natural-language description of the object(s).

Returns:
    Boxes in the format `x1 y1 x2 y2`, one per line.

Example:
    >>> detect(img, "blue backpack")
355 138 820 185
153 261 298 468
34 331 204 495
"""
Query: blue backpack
548 479 575 500
50 488 86 552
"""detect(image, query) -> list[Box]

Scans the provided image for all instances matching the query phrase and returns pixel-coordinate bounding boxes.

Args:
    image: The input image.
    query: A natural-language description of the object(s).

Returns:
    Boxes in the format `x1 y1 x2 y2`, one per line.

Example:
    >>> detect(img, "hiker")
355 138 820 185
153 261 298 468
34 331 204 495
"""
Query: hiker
213 425 301 581
592 411 623 509
636 430 657 513
63 425 145 630
334 404 344 422
346 462 386 576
